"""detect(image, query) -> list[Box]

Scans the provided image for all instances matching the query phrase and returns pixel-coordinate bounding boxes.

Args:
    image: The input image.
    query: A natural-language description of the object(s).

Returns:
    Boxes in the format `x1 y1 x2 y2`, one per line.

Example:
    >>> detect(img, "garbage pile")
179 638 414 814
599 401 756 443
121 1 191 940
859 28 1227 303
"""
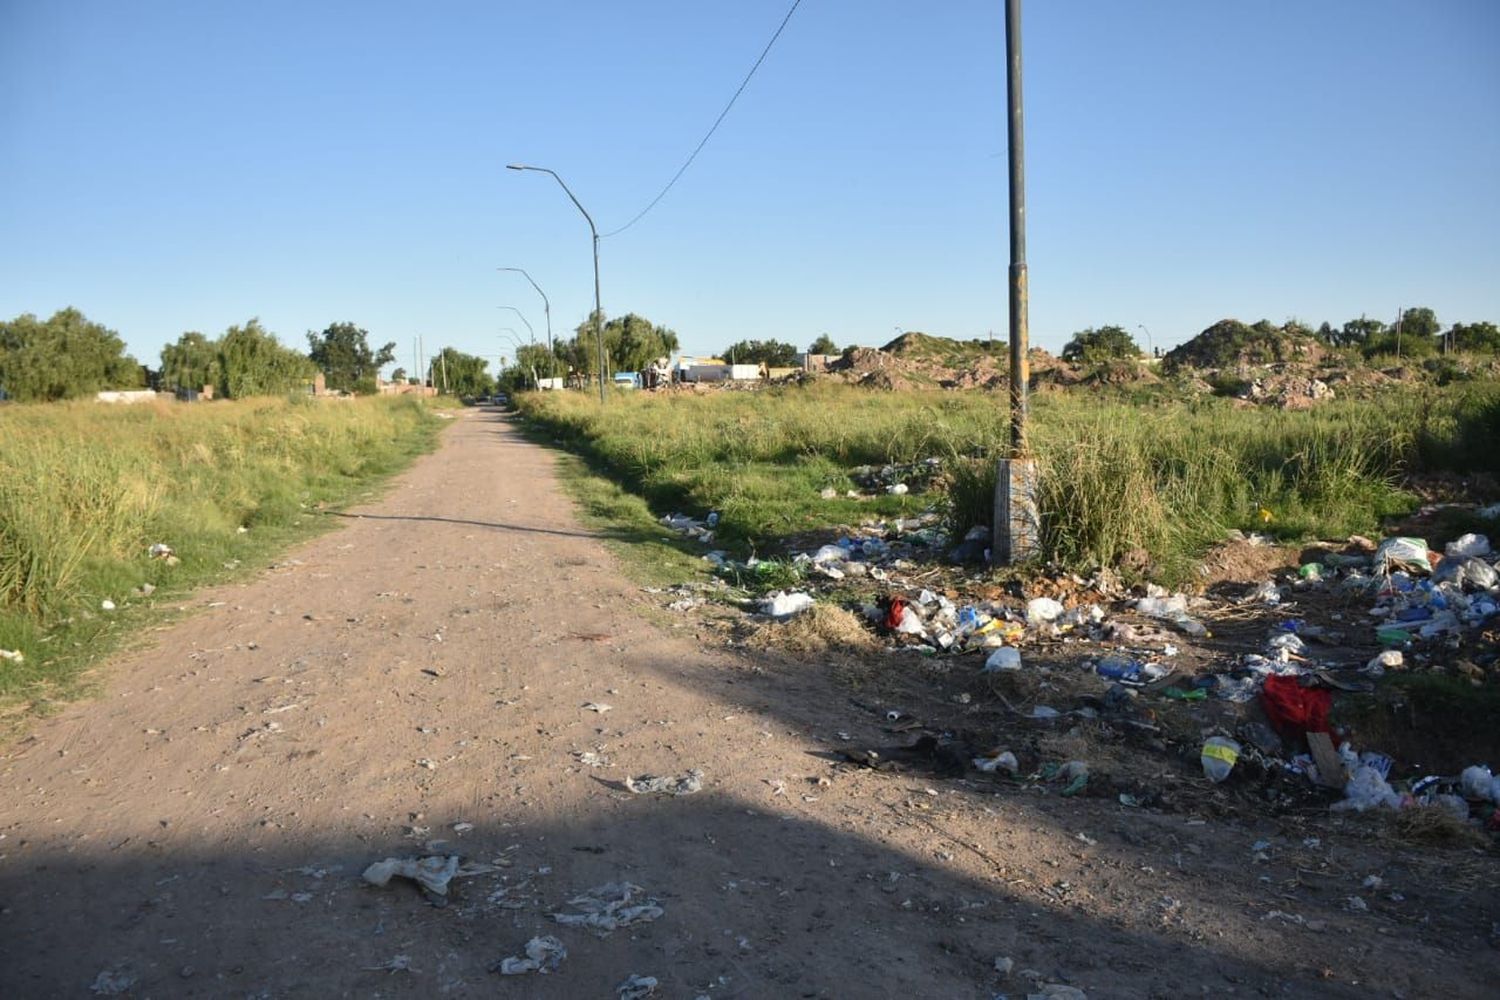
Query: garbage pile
659 494 1500 827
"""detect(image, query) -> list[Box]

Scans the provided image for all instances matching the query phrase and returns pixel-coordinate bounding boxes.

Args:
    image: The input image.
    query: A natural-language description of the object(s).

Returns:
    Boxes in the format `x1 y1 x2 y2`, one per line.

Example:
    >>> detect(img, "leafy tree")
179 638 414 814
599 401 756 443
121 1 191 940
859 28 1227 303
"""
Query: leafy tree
809 333 838 355
1361 308 1440 359
0 308 143 402
160 331 219 392
722 338 798 366
390 367 407 383
1447 321 1500 354
1398 307 1440 341
498 343 560 391
556 311 679 376
217 319 317 398
306 321 395 394
1061 325 1142 364
1332 317 1385 349
427 347 495 397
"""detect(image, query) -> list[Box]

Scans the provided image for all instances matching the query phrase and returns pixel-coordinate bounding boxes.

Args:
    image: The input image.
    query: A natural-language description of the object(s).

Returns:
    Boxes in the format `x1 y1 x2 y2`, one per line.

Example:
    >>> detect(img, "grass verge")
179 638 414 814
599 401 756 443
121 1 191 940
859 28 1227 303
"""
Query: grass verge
0 395 446 717
517 382 1500 586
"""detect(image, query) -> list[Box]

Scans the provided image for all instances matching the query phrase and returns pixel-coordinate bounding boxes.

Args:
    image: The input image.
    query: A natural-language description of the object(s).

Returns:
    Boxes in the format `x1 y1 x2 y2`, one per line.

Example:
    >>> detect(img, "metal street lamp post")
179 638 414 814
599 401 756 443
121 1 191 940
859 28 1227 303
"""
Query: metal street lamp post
993 0 1040 565
498 306 535 343
1137 324 1155 358
506 164 606 403
497 267 553 353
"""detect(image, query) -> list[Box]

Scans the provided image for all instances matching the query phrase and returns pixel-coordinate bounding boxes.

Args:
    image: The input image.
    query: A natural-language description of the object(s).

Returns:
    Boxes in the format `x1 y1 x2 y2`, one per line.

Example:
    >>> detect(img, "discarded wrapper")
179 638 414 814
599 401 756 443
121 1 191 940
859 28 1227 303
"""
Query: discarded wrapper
625 769 704 796
494 935 567 975
552 881 664 934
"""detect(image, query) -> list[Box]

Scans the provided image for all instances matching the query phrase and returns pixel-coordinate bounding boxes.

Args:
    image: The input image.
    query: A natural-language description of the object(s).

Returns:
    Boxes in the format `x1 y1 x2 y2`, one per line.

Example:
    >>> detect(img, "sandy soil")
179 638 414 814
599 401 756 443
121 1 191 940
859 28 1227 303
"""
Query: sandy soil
2 410 1496 999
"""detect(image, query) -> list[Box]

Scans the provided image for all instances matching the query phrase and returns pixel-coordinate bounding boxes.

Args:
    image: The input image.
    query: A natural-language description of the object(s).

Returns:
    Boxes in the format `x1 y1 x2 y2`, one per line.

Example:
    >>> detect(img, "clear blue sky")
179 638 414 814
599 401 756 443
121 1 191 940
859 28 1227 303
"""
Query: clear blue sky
3 0 1497 373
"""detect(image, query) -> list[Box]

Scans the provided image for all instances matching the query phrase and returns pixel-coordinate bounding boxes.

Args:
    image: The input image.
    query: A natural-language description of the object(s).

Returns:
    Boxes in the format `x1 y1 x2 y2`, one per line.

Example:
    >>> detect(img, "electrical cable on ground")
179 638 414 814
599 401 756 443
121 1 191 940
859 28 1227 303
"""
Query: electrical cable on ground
600 0 803 239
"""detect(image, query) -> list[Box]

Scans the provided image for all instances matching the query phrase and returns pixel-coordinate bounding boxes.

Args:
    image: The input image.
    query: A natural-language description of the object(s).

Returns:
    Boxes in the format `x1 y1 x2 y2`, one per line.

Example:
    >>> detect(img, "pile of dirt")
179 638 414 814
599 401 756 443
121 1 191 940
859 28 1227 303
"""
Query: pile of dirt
1165 318 1328 371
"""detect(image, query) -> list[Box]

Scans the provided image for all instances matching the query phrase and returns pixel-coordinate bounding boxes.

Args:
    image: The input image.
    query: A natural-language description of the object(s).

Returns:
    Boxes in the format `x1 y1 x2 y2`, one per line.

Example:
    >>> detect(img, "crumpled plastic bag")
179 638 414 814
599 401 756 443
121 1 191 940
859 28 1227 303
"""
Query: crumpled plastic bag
1025 597 1064 625
553 882 664 934
1331 765 1402 812
494 935 567 975
1460 765 1498 802
617 974 660 998
362 855 461 899
1374 536 1431 574
1434 556 1497 592
811 544 848 565
1445 532 1492 559
760 590 814 619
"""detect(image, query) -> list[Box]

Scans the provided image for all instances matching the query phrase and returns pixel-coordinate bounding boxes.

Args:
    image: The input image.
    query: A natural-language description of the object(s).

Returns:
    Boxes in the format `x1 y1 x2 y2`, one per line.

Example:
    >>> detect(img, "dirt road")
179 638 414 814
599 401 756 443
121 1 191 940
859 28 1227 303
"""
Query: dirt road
2 410 1495 998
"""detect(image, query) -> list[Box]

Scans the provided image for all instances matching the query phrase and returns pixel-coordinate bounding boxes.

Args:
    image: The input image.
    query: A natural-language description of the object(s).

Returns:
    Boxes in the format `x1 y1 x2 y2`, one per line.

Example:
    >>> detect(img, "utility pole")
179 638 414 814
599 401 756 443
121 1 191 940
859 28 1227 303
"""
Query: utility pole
992 0 1040 565
440 350 449 394
1395 307 1404 360
412 339 419 387
419 336 426 388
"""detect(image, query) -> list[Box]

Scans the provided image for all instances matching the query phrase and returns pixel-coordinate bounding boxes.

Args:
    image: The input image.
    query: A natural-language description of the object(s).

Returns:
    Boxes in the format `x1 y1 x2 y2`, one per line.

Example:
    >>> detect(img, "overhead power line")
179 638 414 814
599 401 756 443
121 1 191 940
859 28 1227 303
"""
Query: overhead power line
600 0 803 239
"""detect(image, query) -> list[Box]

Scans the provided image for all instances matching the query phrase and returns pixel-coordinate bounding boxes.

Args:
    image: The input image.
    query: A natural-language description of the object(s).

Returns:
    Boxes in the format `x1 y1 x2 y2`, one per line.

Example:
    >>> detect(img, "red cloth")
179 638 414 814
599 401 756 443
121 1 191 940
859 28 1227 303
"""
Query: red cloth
883 596 909 632
1260 674 1332 741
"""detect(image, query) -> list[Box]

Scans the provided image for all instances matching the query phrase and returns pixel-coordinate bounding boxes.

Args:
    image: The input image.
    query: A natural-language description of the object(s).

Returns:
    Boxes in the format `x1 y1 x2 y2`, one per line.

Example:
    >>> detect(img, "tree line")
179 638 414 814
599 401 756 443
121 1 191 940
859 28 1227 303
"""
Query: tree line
0 309 410 403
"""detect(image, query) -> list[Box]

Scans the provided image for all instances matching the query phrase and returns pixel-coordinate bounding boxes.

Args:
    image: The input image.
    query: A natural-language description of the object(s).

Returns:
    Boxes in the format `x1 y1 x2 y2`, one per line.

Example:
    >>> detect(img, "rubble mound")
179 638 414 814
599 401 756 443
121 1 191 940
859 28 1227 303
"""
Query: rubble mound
1165 319 1327 371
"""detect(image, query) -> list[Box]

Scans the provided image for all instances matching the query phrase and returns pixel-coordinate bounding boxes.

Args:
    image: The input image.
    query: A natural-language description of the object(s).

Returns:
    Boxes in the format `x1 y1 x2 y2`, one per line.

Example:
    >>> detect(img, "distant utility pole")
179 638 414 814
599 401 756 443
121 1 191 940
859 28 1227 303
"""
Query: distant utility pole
419 336 426 387
1395 307 1404 360
993 0 1040 565
412 339 419 386
440 350 450 394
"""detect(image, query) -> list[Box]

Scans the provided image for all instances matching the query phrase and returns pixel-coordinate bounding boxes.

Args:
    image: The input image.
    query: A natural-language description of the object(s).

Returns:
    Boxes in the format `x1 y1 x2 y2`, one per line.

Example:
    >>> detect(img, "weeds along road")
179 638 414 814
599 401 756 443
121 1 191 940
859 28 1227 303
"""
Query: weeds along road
0 409 1492 998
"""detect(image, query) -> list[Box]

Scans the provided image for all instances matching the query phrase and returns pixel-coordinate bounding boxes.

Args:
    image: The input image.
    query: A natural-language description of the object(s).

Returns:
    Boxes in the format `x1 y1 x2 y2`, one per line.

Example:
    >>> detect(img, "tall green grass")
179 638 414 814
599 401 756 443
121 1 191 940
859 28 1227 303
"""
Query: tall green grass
518 382 1500 582
0 395 442 708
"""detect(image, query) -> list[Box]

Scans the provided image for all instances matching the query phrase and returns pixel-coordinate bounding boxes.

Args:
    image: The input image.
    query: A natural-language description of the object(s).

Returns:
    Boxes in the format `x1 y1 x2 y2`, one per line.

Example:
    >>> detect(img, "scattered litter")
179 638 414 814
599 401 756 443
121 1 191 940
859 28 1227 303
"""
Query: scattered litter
617 974 660 998
1460 765 1499 802
493 935 567 975
1445 532 1491 559
1361 650 1403 677
1200 737 1241 783
625 769 704 796
363 954 418 974
886 483 909 495
982 647 1022 673
582 702 613 713
994 955 1014 976
575 750 611 768
1030 985 1088 1000
552 882 664 934
100 599 116 612
0 649 23 664
973 751 1018 775
361 855 462 902
761 590 815 619
90 967 138 995
1332 765 1402 812
1025 596 1064 625
1375 536 1431 574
